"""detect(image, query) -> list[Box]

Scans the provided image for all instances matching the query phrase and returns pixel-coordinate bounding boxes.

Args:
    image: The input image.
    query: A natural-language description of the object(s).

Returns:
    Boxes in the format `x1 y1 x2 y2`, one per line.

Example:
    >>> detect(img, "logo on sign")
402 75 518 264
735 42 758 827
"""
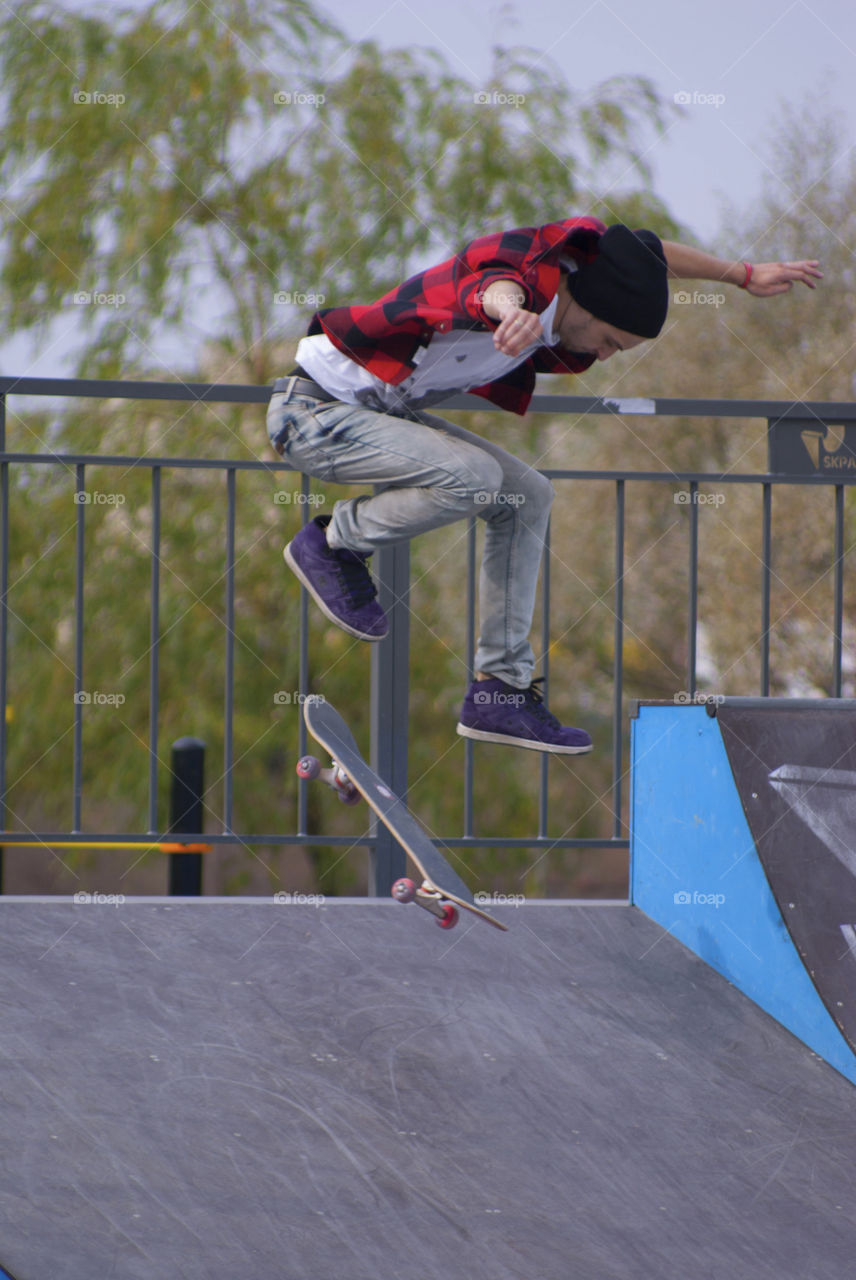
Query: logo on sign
800 424 856 471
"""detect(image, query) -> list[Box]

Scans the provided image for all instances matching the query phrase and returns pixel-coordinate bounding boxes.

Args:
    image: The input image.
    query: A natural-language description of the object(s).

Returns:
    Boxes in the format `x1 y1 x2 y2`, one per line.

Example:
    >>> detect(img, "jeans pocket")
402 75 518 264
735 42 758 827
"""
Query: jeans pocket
266 392 295 454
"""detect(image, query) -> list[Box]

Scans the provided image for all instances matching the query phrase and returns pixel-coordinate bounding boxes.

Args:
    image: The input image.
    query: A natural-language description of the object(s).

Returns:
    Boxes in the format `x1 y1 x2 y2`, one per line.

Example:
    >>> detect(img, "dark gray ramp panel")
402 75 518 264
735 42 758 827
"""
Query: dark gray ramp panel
717 702 856 1055
1 900 855 1280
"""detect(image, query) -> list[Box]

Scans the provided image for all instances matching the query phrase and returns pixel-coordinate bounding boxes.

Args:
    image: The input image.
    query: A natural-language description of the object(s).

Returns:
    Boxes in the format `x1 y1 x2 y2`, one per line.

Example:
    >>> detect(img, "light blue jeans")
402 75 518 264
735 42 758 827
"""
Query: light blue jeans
266 385 554 687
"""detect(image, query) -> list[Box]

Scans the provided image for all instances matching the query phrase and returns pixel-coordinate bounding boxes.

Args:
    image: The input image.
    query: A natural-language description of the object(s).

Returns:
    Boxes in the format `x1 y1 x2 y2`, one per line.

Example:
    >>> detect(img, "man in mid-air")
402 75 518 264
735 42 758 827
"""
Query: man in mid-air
267 217 820 753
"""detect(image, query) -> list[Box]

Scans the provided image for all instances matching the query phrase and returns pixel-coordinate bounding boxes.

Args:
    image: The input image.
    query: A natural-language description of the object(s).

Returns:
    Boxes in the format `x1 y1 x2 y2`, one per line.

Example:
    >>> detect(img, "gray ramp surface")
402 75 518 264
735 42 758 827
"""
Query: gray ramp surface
1 900 855 1280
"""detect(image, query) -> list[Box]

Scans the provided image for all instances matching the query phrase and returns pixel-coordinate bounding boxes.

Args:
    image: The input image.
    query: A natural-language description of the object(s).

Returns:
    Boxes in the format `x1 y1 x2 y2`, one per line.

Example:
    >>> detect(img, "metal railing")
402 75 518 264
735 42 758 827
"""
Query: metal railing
2 376 855 893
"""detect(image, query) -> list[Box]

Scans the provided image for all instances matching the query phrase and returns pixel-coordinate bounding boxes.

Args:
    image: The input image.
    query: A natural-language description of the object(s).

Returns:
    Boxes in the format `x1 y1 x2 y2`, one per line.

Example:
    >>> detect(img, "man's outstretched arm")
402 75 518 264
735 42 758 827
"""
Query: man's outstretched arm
661 240 823 297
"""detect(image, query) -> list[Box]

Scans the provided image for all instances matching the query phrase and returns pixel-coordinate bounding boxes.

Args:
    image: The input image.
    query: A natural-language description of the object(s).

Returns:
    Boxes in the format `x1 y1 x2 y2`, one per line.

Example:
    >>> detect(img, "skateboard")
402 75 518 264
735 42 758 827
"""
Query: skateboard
297 695 507 932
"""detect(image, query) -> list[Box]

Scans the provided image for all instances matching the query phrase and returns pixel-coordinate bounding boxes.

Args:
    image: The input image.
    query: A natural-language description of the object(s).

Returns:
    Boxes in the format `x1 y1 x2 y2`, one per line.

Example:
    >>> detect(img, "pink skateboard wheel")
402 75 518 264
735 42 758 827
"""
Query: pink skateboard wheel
296 755 320 780
391 877 416 903
436 904 459 929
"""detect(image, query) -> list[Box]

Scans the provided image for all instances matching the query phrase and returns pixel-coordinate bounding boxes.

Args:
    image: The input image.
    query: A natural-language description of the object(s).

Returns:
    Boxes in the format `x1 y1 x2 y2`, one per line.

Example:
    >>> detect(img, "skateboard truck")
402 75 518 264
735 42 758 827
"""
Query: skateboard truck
296 754 361 805
391 877 460 929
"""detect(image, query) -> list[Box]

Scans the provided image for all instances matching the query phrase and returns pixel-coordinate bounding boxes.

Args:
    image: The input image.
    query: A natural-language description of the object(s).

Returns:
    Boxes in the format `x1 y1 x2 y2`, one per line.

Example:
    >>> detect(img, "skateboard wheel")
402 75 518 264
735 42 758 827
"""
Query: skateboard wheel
436 904 459 930
391 877 416 903
296 755 321 780
337 786 361 806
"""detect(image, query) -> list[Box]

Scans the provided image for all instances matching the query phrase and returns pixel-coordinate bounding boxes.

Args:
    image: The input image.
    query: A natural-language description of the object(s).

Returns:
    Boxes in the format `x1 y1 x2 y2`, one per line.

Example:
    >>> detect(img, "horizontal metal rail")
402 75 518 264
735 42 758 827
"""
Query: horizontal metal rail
3 374 856 421
1 451 855 488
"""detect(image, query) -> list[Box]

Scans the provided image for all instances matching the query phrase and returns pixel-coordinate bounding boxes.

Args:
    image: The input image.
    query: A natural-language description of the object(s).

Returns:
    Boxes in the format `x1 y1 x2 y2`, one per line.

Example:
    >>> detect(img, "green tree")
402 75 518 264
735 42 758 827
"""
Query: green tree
1 1 683 386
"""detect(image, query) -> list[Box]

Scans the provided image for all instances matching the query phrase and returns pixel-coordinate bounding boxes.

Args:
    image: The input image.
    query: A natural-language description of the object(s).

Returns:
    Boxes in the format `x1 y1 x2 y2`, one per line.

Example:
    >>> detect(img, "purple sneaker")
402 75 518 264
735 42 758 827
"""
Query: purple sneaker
456 676 592 754
283 516 388 641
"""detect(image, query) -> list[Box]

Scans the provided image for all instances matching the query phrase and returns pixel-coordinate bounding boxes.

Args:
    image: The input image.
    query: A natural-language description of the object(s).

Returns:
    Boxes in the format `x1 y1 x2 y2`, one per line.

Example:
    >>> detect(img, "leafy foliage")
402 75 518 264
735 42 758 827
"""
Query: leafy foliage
0 1 683 383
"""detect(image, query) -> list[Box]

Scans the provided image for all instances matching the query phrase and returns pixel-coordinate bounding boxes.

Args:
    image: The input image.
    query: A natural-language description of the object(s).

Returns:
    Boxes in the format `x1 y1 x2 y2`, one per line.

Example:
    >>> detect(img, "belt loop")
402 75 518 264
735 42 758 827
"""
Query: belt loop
283 374 298 404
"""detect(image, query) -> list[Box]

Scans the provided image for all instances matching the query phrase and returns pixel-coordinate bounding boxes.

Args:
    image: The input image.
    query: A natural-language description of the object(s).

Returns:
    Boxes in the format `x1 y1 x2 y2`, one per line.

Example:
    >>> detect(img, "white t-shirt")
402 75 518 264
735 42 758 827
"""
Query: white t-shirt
296 294 560 412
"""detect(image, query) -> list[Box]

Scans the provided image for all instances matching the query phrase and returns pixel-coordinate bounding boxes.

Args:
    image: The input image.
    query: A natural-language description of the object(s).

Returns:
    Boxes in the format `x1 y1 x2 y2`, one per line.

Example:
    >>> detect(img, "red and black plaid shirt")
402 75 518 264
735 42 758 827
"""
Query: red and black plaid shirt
307 216 607 415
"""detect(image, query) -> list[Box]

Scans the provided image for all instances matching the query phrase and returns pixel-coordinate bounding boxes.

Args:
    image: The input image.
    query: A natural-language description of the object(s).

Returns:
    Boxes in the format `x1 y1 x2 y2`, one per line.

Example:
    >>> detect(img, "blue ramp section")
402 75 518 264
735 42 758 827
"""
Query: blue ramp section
630 700 856 1087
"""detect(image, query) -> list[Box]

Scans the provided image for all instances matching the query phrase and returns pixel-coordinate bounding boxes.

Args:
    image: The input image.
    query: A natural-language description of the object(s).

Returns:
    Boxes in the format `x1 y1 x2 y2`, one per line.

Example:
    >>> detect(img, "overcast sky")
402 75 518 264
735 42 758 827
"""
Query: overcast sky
333 0 856 243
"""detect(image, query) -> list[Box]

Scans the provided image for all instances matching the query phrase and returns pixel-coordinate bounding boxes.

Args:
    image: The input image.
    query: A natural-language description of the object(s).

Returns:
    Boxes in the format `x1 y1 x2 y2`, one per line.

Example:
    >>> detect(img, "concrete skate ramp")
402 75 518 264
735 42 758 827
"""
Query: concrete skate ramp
1 900 855 1280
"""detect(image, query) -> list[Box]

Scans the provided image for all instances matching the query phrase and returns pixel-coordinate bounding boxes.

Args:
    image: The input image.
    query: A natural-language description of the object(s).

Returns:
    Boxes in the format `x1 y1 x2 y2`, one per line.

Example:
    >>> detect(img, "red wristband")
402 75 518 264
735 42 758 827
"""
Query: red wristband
739 262 753 289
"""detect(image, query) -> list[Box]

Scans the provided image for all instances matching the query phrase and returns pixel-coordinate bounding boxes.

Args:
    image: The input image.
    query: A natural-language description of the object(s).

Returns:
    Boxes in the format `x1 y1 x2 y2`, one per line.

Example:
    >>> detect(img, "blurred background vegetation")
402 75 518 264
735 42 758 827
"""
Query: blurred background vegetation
0 0 853 897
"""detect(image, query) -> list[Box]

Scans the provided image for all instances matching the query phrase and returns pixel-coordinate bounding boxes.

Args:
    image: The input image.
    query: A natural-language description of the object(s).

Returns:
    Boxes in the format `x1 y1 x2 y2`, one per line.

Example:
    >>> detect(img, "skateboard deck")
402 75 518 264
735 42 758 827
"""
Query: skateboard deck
299 695 506 931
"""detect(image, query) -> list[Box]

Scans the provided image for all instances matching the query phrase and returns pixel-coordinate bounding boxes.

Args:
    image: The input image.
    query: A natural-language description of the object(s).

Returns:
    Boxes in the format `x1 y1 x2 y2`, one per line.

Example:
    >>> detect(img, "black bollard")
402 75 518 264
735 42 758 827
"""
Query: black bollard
168 737 205 896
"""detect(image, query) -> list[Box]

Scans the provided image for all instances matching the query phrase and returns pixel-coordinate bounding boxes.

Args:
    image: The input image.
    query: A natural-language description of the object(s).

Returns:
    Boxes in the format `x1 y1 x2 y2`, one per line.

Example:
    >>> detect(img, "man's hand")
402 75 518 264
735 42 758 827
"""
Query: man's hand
491 304 543 356
480 278 543 356
744 260 823 296
663 240 823 297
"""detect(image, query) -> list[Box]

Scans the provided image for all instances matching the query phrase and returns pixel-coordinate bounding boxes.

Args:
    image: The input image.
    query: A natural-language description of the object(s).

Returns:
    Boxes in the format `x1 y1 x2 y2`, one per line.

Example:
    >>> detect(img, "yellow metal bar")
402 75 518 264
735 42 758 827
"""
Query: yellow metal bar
0 838 212 853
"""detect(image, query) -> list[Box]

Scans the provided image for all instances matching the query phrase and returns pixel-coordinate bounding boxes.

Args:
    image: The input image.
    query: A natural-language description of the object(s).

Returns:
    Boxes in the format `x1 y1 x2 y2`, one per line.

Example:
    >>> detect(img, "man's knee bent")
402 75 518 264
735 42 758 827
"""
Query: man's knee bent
522 471 554 508
477 467 554 517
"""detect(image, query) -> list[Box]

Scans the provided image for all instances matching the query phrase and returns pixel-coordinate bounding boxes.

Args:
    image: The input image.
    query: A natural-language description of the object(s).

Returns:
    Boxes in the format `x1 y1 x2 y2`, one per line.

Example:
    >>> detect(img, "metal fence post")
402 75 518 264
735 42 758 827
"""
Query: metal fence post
168 737 205 895
369 540 410 895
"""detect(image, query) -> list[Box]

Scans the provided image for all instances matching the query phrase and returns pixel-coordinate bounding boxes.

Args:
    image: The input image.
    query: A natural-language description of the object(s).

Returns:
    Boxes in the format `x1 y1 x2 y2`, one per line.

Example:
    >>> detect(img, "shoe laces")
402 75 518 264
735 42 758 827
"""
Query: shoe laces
336 550 378 608
523 678 561 727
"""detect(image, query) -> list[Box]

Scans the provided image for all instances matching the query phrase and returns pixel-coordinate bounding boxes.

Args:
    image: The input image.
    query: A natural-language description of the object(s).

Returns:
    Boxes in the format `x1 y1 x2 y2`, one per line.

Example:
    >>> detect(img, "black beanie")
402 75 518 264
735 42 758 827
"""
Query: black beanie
566 225 668 338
